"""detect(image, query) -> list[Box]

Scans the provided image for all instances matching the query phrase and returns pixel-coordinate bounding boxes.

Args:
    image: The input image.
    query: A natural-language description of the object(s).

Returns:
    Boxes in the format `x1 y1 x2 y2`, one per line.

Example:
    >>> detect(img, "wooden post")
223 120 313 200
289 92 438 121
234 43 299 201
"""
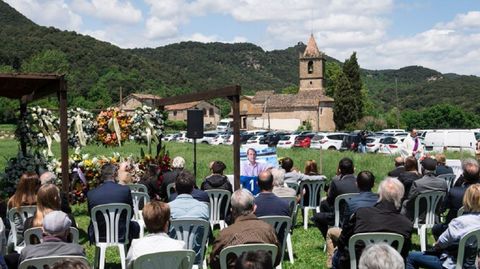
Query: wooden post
19 99 27 156
58 77 69 194
229 87 241 190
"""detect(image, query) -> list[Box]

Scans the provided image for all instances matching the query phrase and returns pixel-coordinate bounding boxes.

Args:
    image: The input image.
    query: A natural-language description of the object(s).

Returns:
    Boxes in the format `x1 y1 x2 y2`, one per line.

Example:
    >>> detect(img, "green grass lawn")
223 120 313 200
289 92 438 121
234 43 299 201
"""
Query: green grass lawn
0 138 473 268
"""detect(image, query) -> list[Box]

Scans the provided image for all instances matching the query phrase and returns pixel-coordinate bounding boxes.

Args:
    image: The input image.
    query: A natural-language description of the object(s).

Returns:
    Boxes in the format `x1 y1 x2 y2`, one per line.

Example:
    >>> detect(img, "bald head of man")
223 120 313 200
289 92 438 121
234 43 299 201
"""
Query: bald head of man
394 156 405 167
258 170 274 192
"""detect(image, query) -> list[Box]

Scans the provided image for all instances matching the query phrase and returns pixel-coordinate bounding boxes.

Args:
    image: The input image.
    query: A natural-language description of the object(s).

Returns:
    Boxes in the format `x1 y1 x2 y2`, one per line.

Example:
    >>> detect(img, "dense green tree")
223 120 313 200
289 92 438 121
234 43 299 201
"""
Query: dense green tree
281 85 299 94
402 104 480 129
21 50 69 73
333 72 356 130
324 61 342 97
342 52 363 120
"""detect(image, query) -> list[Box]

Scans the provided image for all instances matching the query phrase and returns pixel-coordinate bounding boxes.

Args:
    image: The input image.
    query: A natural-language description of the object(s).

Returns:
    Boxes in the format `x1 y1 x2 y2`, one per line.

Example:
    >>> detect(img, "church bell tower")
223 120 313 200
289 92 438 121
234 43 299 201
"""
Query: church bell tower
299 34 325 94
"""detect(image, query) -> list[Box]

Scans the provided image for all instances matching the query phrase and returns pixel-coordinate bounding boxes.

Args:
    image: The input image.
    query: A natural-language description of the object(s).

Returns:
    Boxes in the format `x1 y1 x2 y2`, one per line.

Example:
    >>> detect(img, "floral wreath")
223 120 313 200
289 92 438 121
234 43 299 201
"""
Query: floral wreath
15 106 60 156
0 150 50 198
96 107 131 146
131 105 165 149
68 108 97 148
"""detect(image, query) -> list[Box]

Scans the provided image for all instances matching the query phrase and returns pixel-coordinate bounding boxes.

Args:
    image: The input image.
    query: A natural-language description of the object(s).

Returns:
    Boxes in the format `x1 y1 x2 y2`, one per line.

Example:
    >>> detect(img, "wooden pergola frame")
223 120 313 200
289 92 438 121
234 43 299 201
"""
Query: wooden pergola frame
157 85 242 189
0 73 70 193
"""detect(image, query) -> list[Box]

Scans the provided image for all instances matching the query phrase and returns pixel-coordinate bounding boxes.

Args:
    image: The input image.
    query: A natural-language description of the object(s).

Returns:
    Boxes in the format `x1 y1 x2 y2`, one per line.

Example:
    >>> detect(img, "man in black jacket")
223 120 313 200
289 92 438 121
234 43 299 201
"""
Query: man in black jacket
333 177 413 269
312 157 359 238
387 156 405 177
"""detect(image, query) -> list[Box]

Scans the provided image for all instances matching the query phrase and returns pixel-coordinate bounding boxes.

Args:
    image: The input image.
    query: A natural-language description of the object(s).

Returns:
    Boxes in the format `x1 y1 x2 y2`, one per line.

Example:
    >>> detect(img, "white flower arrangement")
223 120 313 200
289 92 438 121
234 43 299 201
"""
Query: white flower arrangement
67 107 97 148
15 106 60 156
130 105 165 149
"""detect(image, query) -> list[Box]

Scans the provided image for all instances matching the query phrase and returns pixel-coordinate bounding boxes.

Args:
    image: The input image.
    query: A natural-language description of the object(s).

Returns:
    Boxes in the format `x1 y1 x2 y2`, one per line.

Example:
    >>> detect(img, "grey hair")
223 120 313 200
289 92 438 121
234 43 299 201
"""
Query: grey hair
40 171 56 185
462 158 479 171
378 177 404 209
271 168 286 187
359 243 404 269
231 189 255 217
100 163 118 182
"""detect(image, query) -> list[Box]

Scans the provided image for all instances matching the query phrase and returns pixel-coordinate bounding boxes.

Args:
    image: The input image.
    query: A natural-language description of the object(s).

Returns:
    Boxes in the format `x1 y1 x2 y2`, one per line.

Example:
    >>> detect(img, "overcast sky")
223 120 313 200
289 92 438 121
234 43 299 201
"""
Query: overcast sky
5 0 480 75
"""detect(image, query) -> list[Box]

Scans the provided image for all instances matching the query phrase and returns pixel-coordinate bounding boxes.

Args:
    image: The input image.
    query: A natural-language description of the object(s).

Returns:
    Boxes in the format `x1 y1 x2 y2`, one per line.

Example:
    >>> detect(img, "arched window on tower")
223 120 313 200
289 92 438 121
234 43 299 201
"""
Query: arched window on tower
308 61 314 74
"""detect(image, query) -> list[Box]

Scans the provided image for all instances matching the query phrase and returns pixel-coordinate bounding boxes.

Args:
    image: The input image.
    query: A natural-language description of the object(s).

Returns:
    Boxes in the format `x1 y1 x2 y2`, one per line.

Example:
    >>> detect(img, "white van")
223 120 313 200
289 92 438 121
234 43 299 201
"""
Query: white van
424 129 476 154
216 118 233 132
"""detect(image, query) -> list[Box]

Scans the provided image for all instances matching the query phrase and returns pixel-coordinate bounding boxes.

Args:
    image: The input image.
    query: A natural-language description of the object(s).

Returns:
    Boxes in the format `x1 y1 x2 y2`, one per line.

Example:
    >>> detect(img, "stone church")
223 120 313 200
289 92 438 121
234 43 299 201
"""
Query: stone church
245 34 335 131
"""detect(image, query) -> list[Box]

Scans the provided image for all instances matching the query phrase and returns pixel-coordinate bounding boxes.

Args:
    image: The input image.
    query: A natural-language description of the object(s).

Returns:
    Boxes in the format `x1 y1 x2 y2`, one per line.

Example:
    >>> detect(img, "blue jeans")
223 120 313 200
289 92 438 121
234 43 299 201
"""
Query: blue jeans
358 144 366 153
406 251 443 269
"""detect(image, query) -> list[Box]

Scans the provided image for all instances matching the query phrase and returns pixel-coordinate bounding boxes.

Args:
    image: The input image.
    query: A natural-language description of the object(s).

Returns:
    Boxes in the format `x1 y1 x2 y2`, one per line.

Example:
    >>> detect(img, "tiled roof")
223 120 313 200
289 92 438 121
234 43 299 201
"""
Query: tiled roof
303 34 321 58
130 93 162 100
165 101 200 111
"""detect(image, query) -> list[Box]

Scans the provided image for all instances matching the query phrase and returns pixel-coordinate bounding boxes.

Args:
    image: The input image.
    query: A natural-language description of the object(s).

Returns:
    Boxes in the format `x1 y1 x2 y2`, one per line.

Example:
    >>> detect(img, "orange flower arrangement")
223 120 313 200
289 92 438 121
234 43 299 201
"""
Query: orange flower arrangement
96 107 131 146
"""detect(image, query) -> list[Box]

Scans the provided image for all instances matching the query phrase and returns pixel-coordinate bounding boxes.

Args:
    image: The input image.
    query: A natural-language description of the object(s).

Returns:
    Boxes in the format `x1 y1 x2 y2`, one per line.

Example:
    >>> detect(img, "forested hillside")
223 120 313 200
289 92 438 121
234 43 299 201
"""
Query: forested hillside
1 0 479 124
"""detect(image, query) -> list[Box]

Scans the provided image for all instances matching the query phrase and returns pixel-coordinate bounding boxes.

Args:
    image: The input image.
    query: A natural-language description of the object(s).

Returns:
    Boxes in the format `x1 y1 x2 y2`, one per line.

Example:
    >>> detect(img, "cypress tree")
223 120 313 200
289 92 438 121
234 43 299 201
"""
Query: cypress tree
342 52 363 123
333 72 356 130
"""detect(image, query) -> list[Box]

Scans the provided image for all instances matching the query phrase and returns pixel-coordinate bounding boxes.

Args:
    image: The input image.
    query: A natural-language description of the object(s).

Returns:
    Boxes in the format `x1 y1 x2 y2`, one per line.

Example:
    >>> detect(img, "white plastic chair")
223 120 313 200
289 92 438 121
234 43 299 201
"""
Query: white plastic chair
91 203 131 269
167 182 176 201
24 227 79 245
131 192 150 238
298 180 325 230
412 191 445 252
226 175 235 191
455 228 480 269
334 193 360 228
348 232 404 269
219 243 278 269
19 255 89 269
278 196 298 264
437 173 456 191
205 190 231 230
285 182 299 193
0 218 6 255
170 218 210 269
7 205 36 253
259 216 292 269
127 183 148 193
133 249 195 269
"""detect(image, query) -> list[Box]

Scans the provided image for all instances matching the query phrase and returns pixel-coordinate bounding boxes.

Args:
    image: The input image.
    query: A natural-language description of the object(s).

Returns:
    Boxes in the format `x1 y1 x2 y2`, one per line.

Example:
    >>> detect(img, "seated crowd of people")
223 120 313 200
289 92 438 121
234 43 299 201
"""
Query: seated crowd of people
1 150 480 269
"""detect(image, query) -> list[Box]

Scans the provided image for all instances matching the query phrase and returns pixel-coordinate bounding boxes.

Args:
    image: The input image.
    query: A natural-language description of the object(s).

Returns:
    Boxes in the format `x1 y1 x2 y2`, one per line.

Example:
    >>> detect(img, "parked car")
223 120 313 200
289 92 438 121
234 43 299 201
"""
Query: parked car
246 135 263 146
365 136 382 153
277 134 298 149
261 132 288 147
240 133 254 144
162 133 178 141
339 133 361 151
188 131 218 144
378 136 405 155
211 134 230 145
311 133 348 150
293 133 315 148
174 132 189 143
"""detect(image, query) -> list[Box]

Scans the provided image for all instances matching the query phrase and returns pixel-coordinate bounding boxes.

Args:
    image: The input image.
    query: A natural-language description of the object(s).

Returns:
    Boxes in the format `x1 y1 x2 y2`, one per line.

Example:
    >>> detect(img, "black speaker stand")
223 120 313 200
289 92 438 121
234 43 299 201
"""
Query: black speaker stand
193 138 197 179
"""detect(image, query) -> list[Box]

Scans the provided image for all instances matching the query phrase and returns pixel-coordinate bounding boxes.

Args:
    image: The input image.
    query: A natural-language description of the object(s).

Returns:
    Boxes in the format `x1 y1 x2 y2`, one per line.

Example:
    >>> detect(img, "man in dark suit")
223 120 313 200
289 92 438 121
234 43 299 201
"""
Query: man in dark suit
312 157 359 239
400 158 448 220
87 163 139 243
333 177 413 269
254 170 290 217
387 156 405 177
325 170 379 268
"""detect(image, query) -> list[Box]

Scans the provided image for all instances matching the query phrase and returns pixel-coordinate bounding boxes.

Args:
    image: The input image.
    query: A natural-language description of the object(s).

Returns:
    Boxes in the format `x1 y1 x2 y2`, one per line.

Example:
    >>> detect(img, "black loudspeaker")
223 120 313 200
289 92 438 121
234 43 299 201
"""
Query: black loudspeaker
187 109 204 138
